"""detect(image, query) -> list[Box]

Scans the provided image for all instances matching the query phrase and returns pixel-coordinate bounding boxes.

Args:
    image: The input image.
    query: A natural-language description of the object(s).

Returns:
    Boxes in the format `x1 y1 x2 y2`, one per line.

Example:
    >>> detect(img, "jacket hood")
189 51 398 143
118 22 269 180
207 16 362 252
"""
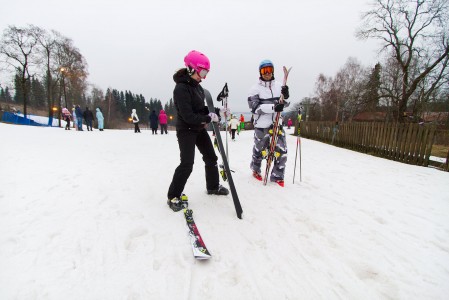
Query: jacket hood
173 68 199 86
160 110 166 114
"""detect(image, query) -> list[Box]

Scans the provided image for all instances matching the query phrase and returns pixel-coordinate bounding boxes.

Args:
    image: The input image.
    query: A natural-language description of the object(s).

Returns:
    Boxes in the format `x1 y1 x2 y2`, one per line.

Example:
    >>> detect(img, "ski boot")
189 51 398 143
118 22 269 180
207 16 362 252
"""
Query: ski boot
219 164 227 181
207 184 229 195
167 194 188 212
252 171 262 181
270 178 284 187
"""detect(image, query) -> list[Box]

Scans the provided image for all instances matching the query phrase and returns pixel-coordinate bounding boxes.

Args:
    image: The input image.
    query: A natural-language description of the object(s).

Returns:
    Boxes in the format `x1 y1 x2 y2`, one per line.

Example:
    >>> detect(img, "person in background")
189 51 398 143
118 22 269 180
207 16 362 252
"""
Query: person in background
62 107 72 130
131 109 141 133
149 110 158 134
83 107 94 131
166 50 229 212
247 59 290 187
159 109 168 134
332 121 339 145
239 113 245 135
287 118 293 129
96 108 104 131
229 114 240 141
75 105 84 131
72 105 78 130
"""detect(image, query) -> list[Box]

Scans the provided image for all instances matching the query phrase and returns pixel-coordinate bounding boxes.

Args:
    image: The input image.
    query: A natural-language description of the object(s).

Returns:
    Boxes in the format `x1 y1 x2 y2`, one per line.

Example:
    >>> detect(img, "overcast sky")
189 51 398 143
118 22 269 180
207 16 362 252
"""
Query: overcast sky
1 0 380 112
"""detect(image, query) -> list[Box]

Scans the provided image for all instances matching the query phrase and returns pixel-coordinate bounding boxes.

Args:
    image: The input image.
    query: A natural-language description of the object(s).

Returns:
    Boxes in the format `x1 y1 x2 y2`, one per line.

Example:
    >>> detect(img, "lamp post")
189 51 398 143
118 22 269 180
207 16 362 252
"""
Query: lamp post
60 67 68 108
52 106 58 127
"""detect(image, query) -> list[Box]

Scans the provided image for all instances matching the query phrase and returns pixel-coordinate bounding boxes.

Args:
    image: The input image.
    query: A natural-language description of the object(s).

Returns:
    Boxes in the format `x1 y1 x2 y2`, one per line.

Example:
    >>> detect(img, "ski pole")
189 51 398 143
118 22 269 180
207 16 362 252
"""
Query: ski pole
293 112 302 183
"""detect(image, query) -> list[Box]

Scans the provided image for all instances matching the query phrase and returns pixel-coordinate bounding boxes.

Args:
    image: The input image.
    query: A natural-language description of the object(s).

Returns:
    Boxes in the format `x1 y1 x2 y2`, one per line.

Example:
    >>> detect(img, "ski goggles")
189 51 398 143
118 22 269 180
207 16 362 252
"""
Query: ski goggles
198 68 209 79
260 66 274 75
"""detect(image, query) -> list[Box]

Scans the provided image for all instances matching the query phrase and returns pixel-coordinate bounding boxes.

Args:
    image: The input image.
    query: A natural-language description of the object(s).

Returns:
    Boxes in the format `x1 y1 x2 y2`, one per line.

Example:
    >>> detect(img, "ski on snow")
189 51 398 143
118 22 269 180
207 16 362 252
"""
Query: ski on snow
182 88 244 259
183 208 212 260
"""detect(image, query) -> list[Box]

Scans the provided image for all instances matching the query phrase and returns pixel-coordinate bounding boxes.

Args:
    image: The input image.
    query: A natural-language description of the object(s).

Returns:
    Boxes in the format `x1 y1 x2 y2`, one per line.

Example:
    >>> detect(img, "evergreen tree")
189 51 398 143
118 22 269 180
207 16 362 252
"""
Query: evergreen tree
156 99 162 112
363 63 381 111
0 87 5 102
14 73 25 103
30 77 46 108
4 86 13 102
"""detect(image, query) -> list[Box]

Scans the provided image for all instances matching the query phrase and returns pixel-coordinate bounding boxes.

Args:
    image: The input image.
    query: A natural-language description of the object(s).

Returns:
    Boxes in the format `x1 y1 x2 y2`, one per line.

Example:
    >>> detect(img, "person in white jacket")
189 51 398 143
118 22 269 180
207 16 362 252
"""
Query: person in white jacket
131 109 141 133
229 115 240 141
247 59 290 186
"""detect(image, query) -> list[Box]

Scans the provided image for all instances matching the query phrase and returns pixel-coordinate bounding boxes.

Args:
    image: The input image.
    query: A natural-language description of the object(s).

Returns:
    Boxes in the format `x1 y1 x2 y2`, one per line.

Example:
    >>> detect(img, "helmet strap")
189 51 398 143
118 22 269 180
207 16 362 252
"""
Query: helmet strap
187 66 195 76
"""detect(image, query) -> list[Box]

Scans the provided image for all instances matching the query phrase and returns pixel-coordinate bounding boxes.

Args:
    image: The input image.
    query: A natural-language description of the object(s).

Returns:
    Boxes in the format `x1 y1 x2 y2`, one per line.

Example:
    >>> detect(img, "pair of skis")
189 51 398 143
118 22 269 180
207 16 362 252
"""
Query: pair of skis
182 86 243 260
263 66 292 185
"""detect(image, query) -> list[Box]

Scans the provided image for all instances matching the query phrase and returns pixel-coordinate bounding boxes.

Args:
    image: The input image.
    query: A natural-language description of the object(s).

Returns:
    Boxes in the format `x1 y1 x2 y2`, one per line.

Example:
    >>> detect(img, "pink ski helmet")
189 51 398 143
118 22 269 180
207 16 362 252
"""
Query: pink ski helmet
184 50 210 79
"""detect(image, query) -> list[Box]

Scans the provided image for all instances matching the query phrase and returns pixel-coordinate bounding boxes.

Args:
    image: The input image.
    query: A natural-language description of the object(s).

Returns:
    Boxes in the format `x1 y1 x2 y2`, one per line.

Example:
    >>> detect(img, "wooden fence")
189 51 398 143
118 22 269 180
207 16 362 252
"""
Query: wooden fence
297 121 437 167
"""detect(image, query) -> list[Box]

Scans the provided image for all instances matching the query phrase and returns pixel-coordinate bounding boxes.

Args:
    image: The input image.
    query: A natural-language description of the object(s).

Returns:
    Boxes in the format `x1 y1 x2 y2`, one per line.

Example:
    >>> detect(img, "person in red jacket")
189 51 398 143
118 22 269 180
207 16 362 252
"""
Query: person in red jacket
239 113 245 134
159 109 168 134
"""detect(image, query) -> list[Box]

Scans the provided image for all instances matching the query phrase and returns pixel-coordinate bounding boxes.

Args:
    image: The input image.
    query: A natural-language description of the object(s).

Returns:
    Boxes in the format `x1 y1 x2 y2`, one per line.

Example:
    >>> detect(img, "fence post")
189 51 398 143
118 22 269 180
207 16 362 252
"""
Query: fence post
445 149 449 172
423 126 436 167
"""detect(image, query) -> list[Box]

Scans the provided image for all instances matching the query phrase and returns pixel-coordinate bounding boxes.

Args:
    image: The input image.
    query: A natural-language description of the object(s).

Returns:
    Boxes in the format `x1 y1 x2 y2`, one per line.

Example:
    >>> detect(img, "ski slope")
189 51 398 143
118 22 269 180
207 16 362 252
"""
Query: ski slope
0 123 448 299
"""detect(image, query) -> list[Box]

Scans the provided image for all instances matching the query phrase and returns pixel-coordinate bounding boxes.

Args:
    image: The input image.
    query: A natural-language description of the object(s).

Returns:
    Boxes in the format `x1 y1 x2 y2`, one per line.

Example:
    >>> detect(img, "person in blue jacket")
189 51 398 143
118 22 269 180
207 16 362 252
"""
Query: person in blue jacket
96 108 104 131
75 105 84 131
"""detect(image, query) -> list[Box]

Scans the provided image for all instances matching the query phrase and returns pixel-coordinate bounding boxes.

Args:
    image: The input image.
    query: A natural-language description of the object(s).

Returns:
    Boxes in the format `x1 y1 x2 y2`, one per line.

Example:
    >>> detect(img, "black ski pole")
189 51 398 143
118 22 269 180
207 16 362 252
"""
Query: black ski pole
293 110 302 183
206 88 243 219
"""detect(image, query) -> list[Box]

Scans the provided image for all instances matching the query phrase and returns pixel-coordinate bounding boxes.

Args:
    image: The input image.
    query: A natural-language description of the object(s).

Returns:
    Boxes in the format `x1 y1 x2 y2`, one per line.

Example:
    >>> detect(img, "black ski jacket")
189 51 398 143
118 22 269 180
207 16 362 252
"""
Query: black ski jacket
83 108 94 121
173 69 211 130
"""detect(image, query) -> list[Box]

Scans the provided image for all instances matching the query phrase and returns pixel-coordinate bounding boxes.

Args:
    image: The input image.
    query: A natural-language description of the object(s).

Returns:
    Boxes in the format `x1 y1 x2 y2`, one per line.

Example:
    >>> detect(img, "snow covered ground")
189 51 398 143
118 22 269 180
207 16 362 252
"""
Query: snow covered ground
0 122 448 300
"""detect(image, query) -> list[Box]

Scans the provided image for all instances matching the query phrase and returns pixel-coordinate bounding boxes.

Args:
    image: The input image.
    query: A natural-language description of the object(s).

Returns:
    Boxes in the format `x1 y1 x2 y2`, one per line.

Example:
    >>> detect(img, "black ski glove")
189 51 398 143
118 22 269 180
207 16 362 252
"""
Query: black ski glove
281 85 289 99
274 102 284 112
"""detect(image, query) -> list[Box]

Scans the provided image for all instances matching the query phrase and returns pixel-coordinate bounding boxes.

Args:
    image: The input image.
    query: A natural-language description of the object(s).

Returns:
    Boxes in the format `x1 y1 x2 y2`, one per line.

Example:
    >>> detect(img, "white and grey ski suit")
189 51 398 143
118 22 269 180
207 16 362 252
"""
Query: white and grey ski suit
247 78 290 181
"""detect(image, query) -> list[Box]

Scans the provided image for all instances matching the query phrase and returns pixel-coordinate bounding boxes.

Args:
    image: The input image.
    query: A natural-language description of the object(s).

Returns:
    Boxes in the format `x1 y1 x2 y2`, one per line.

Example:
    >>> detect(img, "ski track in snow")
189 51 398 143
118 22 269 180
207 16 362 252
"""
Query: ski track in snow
0 123 448 299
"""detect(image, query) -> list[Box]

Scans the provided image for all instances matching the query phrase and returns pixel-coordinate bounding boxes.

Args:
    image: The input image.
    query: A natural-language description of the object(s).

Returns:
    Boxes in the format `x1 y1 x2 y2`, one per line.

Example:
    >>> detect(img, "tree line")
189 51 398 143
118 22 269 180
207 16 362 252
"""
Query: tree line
1 1 447 128
0 24 176 128
301 0 448 126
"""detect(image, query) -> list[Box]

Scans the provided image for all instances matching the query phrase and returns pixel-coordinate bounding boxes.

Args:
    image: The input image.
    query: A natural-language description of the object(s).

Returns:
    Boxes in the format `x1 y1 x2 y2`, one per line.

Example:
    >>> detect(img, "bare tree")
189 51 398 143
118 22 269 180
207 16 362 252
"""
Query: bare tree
357 0 449 122
379 54 403 120
314 73 334 121
333 57 367 122
412 54 449 115
0 25 39 117
54 36 88 109
33 27 61 121
313 58 368 122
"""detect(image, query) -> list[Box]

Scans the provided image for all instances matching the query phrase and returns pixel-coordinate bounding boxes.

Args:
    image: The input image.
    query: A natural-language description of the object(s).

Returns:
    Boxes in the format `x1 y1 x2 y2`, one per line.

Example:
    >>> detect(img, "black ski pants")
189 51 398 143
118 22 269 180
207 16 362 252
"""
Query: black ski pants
167 128 219 199
134 122 140 133
160 124 168 134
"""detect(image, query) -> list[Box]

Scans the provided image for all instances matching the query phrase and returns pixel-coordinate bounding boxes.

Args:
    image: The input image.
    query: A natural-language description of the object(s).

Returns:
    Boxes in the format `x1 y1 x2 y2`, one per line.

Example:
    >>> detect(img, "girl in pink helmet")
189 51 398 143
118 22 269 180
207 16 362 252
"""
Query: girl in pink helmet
166 50 229 212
